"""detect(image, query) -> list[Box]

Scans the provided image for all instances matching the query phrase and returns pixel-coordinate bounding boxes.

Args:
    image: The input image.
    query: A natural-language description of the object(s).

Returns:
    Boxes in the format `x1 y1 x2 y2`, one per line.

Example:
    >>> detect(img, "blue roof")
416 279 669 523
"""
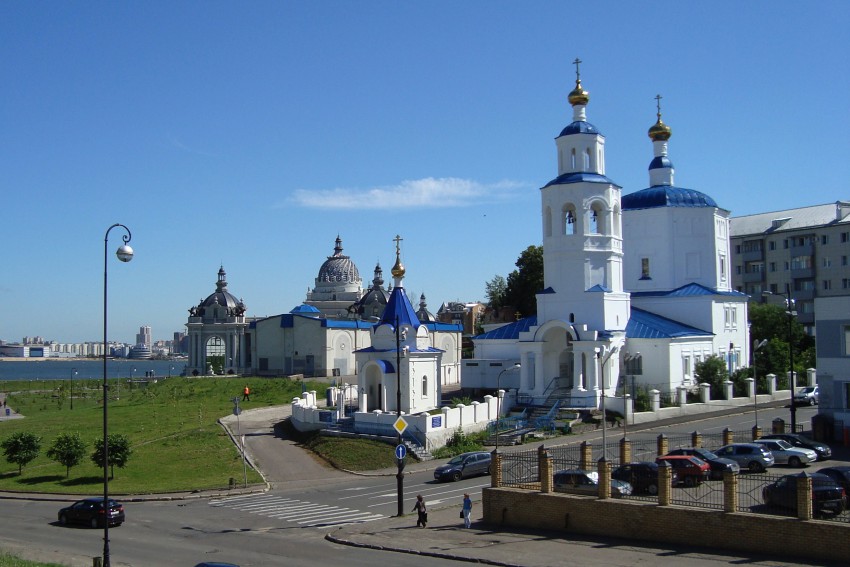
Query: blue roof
648 156 674 170
631 282 748 299
473 316 538 340
626 307 712 339
622 185 718 210
356 345 443 354
587 284 612 293
543 172 620 189
290 304 320 314
558 121 601 136
379 286 421 329
422 321 463 333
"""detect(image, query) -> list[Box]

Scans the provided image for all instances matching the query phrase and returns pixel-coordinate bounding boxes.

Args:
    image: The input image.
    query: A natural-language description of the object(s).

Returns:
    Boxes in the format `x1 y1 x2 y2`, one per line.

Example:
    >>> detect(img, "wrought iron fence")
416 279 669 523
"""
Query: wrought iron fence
500 449 540 490
736 471 785 514
548 445 583 472
669 477 725 510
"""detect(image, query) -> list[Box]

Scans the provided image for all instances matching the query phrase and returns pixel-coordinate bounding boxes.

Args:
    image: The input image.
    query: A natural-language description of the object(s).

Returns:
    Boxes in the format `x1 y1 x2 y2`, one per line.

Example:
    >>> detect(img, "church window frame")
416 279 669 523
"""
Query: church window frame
583 148 591 171
563 204 576 235
640 258 651 280
570 148 576 170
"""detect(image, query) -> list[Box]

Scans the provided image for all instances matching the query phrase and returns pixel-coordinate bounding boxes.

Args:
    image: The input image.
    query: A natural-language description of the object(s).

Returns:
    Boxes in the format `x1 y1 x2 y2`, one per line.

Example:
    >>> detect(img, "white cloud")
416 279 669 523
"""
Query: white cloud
288 177 528 210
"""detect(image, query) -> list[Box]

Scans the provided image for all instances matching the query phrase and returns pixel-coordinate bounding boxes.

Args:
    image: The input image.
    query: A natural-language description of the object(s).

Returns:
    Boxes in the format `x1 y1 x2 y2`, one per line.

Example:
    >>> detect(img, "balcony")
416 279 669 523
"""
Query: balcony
741 248 764 262
742 271 765 283
791 267 814 279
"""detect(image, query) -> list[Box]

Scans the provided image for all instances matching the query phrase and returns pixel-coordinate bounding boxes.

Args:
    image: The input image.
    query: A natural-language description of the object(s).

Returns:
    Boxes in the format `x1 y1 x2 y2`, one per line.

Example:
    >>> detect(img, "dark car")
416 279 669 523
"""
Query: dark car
434 451 492 482
817 466 850 503
664 447 740 480
193 563 240 567
655 455 710 487
762 472 845 517
58 497 125 528
760 433 832 461
553 469 633 497
611 462 674 495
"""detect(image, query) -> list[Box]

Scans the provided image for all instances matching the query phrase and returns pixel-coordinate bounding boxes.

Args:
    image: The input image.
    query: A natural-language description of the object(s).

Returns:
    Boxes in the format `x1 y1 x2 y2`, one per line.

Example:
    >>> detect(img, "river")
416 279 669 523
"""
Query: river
0 358 188 381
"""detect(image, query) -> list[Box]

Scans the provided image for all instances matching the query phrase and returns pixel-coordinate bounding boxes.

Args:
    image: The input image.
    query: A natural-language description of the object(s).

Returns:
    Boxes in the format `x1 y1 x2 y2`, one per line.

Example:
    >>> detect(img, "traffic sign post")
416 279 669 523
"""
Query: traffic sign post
395 444 407 460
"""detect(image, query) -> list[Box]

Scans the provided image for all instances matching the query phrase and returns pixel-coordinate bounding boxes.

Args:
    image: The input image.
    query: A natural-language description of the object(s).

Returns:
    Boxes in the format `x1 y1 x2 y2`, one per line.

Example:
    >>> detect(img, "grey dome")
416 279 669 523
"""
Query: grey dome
317 236 361 284
190 266 246 318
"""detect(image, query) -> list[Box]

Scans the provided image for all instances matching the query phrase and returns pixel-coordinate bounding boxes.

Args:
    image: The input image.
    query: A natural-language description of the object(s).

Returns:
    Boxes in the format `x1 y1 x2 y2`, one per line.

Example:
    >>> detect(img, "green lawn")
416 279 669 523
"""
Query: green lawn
0 376 323 494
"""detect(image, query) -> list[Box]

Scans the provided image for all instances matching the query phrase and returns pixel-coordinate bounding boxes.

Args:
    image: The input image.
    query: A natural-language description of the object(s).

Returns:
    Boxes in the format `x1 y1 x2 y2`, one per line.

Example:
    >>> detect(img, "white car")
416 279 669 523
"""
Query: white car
753 439 817 467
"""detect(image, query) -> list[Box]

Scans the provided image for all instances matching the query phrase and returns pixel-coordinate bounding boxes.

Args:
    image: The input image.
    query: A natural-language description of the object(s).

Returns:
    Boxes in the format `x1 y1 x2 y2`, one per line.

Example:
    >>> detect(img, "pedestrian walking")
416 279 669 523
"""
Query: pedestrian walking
242 385 251 401
462 493 472 528
413 494 427 528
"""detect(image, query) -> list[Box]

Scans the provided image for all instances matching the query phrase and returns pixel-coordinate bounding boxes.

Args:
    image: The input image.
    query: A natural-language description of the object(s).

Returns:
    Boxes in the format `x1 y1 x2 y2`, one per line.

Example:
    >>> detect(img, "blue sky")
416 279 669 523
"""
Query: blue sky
2 2 849 344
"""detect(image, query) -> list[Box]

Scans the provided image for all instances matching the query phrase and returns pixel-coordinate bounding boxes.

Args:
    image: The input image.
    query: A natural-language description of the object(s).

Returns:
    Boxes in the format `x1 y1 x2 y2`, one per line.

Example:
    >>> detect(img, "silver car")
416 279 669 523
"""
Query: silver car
753 439 816 467
715 443 775 473
794 385 819 406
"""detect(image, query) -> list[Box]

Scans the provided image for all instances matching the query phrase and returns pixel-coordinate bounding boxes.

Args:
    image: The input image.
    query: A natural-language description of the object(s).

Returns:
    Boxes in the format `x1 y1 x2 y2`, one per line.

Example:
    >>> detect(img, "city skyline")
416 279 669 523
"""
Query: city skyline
3 2 849 344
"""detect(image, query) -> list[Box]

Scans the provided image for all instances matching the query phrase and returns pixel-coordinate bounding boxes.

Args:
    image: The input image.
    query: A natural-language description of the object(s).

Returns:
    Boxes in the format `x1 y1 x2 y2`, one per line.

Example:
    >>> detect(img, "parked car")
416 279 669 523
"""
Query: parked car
611 462 675 495
762 472 845 517
434 451 492 482
753 439 817 467
760 433 831 461
714 443 775 473
664 447 740 480
194 563 240 567
58 497 125 528
793 385 819 406
553 469 633 497
655 455 711 486
816 466 850 504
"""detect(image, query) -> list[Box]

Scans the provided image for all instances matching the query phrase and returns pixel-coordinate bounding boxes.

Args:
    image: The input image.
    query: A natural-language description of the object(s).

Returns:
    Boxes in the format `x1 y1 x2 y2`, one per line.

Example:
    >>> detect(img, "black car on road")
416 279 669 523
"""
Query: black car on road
58 497 125 528
434 451 492 482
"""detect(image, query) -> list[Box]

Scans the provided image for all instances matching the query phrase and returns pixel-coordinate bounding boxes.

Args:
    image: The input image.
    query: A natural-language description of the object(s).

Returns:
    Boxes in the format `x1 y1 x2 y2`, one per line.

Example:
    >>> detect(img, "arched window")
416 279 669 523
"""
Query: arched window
564 206 576 235
570 148 576 170
589 206 599 234
583 149 591 171
421 375 428 398
545 206 553 237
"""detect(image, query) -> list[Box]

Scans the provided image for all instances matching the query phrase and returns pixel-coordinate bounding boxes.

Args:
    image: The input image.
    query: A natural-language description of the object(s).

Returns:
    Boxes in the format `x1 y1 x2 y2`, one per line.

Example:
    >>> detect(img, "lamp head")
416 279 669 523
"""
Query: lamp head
116 244 134 262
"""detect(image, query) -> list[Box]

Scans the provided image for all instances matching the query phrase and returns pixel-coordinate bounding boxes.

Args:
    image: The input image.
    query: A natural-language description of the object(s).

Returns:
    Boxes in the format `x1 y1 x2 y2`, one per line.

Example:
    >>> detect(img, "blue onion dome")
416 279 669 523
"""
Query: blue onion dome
316 236 361 284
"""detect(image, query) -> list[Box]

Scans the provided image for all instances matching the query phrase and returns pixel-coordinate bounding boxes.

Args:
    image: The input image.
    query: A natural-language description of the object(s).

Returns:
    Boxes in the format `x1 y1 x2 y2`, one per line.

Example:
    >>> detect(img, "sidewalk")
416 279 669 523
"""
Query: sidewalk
326 504 843 567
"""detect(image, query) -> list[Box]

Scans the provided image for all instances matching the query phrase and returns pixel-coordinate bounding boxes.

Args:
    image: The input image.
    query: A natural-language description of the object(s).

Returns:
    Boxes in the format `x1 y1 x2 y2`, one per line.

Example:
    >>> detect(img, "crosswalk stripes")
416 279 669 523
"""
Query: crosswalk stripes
209 493 385 528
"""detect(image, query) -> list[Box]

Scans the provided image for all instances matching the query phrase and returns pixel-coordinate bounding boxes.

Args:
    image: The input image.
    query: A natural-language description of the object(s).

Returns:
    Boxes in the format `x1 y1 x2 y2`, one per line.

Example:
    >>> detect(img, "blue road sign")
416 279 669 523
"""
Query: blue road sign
395 444 407 460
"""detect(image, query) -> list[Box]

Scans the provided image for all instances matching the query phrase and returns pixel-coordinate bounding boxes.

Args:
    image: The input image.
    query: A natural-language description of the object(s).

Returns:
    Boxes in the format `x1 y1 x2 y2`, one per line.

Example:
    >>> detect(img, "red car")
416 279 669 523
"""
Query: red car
656 455 710 487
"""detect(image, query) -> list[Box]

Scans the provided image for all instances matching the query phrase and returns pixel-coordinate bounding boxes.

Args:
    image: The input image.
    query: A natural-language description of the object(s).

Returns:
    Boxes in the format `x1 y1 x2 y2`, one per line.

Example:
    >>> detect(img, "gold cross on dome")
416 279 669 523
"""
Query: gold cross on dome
655 94 663 118
393 234 403 255
573 57 582 82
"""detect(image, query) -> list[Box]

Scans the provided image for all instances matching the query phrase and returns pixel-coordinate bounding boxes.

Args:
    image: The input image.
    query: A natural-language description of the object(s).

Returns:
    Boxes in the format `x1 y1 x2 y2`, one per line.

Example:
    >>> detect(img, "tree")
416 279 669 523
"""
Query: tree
695 355 729 399
1 432 41 475
748 302 815 380
91 433 133 480
484 275 507 309
46 432 86 478
503 245 544 317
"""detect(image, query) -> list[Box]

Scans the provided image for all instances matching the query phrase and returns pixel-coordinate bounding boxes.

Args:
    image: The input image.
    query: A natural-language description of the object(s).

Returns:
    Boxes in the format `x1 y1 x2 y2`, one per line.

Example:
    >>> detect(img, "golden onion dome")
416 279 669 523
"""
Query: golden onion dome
391 256 405 279
648 118 672 141
568 80 589 106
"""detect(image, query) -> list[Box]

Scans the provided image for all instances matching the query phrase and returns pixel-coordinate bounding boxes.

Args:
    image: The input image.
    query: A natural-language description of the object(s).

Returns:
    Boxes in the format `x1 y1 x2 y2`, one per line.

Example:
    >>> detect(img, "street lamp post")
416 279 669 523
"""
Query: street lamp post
395 315 405 518
102 223 133 567
752 338 768 428
494 363 521 454
70 368 77 410
763 290 798 432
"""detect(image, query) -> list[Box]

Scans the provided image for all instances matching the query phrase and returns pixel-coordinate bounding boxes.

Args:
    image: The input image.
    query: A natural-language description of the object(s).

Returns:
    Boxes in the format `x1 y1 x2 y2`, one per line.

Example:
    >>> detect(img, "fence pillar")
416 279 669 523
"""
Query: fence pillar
619 437 631 464
597 458 611 500
766 373 777 395
772 418 785 435
796 475 813 520
491 451 503 488
580 441 592 471
723 381 734 400
658 461 672 506
751 426 763 441
650 389 661 411
691 431 702 448
745 377 755 398
677 386 688 407
722 428 734 446
723 470 738 513
656 434 668 457
807 368 817 387
538 445 552 493
699 382 710 403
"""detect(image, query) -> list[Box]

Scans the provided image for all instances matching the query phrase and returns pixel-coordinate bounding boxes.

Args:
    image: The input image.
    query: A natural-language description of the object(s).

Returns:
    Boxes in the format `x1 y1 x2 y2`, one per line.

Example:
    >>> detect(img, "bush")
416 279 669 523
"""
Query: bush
431 428 485 459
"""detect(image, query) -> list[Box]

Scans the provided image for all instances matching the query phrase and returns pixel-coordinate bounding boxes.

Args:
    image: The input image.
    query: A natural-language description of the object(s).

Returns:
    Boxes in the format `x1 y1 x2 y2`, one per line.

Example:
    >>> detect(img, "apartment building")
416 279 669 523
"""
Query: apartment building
730 201 850 334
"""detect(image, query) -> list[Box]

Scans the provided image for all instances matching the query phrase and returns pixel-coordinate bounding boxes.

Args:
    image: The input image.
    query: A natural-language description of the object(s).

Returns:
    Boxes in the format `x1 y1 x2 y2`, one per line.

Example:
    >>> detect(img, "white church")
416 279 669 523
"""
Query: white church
466 61 750 411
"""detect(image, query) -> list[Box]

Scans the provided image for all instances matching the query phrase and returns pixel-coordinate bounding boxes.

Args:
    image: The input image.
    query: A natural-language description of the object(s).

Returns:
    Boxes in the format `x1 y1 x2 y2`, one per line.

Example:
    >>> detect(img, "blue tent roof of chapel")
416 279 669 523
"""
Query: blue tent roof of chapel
630 282 747 299
378 286 422 330
472 316 538 340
